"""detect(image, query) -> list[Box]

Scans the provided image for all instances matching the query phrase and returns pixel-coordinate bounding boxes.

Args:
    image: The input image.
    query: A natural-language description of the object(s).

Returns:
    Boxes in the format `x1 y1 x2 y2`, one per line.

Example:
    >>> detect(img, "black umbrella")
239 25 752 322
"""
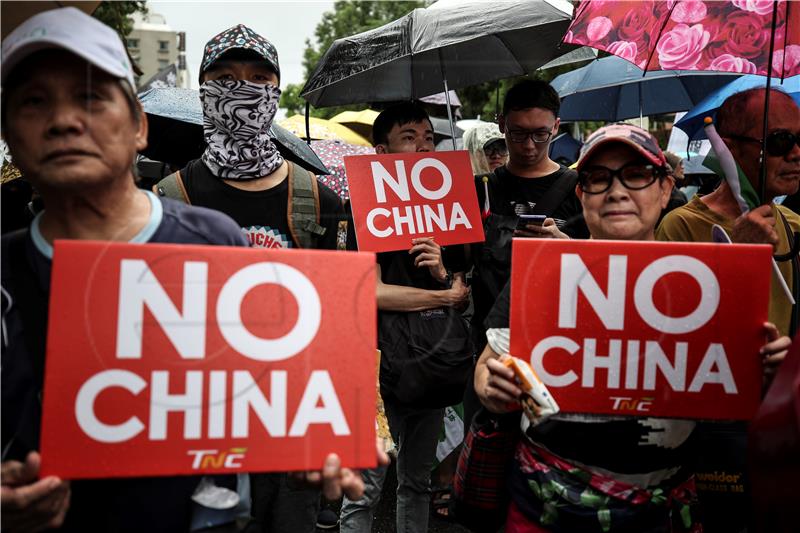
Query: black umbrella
301 0 594 146
138 87 329 175
301 0 593 107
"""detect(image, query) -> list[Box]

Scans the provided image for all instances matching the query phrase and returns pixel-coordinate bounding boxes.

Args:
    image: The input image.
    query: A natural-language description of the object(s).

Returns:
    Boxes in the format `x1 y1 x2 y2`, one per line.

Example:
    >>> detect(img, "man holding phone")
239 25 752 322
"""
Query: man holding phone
471 80 581 352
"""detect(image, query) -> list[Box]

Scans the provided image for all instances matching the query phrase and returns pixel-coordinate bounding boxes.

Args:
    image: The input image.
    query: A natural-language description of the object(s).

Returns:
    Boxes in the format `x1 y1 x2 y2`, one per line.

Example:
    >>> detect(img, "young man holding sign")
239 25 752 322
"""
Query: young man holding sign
340 103 470 533
0 10 372 532
473 124 789 532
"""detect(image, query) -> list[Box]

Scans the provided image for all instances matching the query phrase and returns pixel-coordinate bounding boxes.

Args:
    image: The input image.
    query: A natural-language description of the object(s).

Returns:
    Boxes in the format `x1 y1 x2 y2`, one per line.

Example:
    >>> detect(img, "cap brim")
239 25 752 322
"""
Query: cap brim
578 137 663 170
2 37 134 87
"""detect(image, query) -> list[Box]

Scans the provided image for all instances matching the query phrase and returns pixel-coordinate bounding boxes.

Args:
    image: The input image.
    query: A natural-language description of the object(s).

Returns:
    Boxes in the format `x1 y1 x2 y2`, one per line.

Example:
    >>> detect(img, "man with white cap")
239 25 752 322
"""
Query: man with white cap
0 9 371 532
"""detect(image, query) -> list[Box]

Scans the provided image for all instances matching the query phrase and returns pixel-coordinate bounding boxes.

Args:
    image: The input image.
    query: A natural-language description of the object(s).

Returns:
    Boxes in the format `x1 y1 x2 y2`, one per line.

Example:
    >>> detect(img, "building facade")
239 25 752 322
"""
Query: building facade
127 11 189 90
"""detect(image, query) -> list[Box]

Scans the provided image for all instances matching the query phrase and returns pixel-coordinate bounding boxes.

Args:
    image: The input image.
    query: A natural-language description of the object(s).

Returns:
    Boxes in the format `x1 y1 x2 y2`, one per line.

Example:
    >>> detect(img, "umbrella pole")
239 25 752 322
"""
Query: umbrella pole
438 49 458 150
760 1 779 204
639 83 643 128
305 101 311 146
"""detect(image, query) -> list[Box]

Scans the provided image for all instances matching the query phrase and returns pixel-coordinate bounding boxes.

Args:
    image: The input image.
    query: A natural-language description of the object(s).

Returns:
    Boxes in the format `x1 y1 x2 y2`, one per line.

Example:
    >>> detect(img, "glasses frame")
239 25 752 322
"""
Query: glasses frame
578 163 665 194
506 129 554 144
726 130 800 158
483 143 508 157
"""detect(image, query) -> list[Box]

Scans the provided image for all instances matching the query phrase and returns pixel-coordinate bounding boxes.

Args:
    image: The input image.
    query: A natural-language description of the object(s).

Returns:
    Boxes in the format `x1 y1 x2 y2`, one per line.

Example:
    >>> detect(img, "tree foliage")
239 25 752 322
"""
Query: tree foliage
281 1 424 118
93 1 147 38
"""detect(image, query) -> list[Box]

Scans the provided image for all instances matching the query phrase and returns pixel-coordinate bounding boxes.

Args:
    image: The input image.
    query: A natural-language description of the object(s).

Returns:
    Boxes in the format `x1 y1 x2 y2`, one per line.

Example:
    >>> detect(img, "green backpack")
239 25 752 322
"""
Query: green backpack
154 161 326 249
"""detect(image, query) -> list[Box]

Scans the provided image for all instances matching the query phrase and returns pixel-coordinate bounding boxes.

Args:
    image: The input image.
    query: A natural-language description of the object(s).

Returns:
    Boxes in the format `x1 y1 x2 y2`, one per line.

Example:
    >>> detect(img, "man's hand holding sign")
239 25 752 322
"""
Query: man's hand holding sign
39 243 377 479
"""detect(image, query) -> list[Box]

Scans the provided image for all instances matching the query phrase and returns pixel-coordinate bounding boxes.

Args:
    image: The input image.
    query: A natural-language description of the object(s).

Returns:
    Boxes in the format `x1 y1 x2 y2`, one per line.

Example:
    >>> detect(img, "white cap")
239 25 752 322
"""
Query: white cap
1 7 135 87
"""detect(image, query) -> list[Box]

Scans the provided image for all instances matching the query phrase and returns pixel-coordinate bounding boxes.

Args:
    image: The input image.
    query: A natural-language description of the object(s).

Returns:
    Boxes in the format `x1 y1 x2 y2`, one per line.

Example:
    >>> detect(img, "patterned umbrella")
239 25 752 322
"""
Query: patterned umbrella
310 140 375 200
564 0 800 201
563 1 798 78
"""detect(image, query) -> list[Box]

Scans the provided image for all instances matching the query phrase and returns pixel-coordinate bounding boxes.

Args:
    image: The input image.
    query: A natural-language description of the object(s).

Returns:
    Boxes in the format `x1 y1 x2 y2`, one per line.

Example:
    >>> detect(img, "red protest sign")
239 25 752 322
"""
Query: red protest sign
344 151 484 252
509 239 772 420
39 241 377 479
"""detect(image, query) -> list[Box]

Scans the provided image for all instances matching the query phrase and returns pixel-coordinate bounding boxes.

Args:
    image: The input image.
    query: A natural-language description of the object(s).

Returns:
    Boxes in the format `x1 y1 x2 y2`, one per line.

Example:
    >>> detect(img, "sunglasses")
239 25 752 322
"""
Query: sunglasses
727 130 800 158
578 163 665 194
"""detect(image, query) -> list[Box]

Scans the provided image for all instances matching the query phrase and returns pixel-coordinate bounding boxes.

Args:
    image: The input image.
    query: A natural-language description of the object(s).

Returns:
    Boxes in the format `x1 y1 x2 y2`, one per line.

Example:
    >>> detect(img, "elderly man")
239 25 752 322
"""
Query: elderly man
657 88 800 337
0 9 369 532
657 88 799 532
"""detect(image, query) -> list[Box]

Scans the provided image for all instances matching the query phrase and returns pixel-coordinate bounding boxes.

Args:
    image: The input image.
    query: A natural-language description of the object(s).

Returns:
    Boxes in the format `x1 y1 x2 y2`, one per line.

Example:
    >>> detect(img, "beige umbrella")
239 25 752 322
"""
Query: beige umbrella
1 1 101 40
278 115 372 147
330 109 379 142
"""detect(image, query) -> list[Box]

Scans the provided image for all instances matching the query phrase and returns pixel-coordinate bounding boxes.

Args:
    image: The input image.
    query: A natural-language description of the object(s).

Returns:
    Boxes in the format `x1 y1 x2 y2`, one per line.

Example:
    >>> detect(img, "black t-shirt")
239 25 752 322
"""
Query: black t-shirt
377 245 466 290
475 164 584 229
471 164 586 350
485 280 696 479
180 159 344 250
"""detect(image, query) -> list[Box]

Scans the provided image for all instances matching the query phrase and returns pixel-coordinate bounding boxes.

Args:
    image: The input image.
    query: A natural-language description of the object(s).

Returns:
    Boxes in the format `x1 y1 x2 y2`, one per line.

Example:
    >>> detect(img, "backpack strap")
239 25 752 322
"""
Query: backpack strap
529 167 579 217
153 170 191 204
287 162 325 248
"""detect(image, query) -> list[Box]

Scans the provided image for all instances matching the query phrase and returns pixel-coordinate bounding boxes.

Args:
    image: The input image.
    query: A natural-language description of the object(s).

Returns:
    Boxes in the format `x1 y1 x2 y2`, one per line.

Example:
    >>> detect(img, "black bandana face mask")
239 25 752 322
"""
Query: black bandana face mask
200 79 284 180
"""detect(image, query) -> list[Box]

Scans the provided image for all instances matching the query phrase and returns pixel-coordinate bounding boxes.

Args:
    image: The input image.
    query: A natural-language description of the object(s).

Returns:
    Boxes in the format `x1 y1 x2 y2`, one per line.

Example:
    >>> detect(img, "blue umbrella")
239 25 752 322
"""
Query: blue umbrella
138 88 329 174
551 56 742 123
674 75 800 141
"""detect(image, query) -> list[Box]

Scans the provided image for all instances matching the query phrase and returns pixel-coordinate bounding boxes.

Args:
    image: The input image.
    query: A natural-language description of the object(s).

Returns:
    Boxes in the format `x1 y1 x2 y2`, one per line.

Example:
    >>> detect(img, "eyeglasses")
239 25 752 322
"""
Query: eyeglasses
507 129 553 144
484 143 508 157
726 130 800 158
578 163 664 194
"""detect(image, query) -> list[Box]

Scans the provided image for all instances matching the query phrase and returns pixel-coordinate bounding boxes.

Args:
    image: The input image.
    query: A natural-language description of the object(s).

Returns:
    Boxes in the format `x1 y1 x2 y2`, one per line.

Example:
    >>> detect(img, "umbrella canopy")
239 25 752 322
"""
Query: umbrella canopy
551 55 742 121
429 117 464 140
565 0 799 201
564 1 799 78
330 109 380 141
1 1 100 39
419 90 462 108
279 115 372 146
137 88 329 174
310 140 375 200
674 74 800 140
301 0 595 107
549 132 582 166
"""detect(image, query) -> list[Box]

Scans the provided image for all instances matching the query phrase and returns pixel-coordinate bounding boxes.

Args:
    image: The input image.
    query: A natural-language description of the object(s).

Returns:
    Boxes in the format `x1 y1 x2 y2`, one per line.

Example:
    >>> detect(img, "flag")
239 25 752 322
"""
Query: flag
702 119 760 213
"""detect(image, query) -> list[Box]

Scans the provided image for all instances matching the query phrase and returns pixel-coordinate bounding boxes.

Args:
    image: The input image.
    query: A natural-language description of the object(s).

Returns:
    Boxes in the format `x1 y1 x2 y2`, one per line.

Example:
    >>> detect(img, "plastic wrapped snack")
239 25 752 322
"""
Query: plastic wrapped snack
504 356 559 426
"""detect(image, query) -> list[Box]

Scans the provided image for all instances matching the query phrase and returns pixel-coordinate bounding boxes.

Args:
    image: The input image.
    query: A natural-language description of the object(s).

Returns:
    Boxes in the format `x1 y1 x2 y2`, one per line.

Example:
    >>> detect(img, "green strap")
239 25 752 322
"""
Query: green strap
289 164 325 248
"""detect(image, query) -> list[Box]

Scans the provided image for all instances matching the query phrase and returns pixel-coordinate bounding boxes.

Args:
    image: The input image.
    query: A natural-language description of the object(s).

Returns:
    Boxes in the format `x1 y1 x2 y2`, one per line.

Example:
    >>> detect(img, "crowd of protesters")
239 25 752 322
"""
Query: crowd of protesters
1 7 799 533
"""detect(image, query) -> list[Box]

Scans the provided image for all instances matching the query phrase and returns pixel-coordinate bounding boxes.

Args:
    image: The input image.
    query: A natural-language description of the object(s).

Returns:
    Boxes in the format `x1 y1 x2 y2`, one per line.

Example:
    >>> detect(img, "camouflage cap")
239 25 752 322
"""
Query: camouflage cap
199 24 279 83
578 123 666 170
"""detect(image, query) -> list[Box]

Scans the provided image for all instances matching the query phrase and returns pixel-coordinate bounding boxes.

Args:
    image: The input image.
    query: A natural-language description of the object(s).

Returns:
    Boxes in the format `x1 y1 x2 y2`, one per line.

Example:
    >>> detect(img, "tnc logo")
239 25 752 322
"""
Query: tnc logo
187 448 247 469
610 397 654 412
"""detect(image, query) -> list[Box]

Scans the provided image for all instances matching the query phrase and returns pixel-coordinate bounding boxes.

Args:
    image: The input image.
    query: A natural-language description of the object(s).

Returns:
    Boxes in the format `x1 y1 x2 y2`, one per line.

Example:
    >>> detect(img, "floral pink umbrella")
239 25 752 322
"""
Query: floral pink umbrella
564 0 799 201
311 140 375 200
564 0 798 77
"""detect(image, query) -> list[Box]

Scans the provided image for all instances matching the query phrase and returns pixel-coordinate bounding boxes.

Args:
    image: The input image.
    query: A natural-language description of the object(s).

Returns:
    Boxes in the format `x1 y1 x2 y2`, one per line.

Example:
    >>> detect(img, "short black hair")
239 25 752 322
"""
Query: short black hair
716 87 793 137
372 102 431 146
502 79 560 117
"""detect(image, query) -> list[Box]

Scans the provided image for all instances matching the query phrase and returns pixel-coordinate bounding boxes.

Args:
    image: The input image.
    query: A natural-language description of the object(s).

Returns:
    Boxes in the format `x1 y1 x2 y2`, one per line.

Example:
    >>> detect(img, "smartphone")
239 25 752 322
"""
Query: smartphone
515 214 546 230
